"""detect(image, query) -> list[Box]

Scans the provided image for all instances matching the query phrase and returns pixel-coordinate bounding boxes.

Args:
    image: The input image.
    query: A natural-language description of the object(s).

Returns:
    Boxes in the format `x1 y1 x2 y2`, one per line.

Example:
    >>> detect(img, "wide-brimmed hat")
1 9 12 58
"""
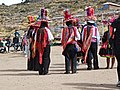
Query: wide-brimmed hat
87 20 95 24
87 20 95 25
28 8 49 28
27 15 38 24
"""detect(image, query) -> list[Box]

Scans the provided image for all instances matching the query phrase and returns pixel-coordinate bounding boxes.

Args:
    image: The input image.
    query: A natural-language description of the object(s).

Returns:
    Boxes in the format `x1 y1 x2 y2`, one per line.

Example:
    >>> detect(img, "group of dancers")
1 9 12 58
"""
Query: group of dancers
25 6 120 87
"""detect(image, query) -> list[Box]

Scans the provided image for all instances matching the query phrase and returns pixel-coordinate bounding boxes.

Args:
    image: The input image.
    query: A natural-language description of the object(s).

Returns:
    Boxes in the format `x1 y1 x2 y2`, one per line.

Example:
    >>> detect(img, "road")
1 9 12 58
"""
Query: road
0 46 119 90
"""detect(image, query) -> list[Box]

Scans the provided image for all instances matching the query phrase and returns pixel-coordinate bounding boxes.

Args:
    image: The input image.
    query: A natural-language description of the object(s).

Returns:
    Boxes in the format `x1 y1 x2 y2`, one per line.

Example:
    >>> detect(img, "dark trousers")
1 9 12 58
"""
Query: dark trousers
87 42 99 69
27 58 34 70
64 44 77 73
39 45 51 75
7 46 10 52
115 50 120 81
27 47 33 70
27 44 39 71
27 50 39 71
65 55 77 73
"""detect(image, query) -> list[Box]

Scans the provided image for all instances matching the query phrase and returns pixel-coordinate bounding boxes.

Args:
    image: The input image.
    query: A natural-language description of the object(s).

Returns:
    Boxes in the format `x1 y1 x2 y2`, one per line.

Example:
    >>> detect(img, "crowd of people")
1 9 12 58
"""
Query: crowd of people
23 6 120 87
1 6 119 87
61 9 120 86
0 34 21 53
24 6 120 87
0 30 31 57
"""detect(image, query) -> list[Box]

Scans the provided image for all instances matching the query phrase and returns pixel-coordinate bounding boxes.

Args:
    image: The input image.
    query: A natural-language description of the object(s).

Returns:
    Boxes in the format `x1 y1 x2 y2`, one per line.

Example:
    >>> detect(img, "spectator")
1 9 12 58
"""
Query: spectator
13 35 19 51
6 36 11 52
111 14 120 87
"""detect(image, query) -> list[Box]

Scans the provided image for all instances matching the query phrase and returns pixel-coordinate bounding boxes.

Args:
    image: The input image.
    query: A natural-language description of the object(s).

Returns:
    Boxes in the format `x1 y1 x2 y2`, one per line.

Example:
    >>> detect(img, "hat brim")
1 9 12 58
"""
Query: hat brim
64 18 74 22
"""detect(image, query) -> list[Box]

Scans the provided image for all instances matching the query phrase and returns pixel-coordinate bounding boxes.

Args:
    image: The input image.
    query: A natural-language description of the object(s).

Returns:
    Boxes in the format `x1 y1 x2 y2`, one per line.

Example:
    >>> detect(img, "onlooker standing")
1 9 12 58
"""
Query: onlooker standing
111 14 120 87
13 35 19 51
14 30 20 38
6 36 11 52
62 9 80 74
23 31 28 57
1 38 7 52
19 37 23 51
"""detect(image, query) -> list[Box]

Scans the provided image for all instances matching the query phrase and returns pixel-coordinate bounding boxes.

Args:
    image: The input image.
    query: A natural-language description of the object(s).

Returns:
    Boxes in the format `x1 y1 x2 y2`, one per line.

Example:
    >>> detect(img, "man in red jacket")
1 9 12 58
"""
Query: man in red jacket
61 9 80 74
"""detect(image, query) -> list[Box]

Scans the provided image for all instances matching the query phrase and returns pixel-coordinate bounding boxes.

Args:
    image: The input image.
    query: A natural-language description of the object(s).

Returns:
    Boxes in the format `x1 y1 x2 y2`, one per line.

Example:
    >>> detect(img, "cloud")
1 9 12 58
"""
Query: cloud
0 0 25 5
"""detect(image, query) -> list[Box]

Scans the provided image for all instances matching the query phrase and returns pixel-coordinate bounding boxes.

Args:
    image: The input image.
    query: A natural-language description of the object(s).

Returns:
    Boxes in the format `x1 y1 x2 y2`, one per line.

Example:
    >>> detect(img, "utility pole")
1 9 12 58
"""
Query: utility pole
101 12 104 36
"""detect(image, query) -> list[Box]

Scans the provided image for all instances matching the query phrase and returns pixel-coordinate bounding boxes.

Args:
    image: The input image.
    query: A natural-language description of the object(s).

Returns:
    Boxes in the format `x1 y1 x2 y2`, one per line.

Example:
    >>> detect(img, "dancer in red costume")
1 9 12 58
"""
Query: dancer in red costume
28 8 54 75
61 9 81 74
82 6 100 70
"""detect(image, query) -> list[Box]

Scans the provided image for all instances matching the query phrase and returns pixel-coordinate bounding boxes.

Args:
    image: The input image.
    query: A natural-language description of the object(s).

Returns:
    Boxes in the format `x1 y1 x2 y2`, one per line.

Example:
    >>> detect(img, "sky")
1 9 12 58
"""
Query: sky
0 0 25 5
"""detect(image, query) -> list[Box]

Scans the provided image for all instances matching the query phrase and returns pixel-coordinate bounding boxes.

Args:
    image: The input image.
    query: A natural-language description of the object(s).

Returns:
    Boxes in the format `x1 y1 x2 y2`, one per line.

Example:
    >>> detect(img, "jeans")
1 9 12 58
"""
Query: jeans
64 44 77 73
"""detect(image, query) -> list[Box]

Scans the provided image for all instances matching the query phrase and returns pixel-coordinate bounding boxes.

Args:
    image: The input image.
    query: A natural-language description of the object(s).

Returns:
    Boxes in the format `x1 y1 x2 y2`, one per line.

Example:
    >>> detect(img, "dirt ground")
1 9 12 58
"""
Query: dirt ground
0 46 120 90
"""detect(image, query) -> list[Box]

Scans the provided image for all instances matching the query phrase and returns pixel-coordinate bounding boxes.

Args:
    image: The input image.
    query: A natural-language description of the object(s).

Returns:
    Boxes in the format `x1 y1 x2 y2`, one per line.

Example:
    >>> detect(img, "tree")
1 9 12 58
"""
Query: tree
2 3 5 5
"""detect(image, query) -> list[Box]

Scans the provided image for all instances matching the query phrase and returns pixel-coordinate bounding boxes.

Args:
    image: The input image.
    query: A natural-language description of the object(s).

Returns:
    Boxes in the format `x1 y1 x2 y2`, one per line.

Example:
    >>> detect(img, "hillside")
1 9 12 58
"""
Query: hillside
0 0 119 36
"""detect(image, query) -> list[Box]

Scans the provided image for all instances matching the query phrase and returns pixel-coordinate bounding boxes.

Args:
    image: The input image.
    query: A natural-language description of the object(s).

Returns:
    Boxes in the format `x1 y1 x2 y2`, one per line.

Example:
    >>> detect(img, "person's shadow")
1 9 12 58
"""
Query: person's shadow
62 83 120 90
0 69 38 76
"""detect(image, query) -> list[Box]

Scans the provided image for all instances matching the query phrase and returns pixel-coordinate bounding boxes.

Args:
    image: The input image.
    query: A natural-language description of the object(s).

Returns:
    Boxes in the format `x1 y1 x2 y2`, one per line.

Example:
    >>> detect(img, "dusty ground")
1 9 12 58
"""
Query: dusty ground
0 46 120 90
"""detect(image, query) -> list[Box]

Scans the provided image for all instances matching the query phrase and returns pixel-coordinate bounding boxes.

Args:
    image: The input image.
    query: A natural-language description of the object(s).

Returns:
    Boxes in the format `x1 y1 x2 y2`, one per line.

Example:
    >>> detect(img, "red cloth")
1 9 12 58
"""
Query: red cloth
82 26 93 63
62 28 69 49
109 26 114 38
32 28 38 59
31 20 49 60
61 27 77 53
36 29 48 64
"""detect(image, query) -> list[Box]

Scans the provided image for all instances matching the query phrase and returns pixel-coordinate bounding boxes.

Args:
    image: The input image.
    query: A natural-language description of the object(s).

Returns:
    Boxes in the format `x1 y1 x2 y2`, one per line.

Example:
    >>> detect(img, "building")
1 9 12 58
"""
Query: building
103 2 120 10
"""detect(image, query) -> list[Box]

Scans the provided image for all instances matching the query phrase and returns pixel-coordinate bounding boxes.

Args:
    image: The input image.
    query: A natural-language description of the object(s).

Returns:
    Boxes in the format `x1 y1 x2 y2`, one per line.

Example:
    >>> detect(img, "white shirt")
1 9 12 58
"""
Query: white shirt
82 25 100 44
75 27 81 41
45 27 54 41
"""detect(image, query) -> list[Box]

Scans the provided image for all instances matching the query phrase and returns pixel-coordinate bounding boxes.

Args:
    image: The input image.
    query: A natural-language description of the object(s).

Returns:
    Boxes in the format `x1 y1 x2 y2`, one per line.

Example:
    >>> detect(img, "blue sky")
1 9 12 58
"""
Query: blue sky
0 0 25 5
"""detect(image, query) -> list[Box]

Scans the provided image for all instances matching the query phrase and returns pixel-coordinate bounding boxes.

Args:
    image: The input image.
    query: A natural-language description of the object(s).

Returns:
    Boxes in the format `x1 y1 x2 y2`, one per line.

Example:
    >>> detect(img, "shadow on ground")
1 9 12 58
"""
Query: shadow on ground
0 73 38 76
62 83 120 90
0 69 38 76
0 69 27 72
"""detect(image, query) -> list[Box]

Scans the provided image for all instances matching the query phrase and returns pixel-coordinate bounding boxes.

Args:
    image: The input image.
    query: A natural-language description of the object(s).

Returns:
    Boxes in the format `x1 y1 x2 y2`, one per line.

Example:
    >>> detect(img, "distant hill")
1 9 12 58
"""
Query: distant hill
24 0 52 3
0 0 119 37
